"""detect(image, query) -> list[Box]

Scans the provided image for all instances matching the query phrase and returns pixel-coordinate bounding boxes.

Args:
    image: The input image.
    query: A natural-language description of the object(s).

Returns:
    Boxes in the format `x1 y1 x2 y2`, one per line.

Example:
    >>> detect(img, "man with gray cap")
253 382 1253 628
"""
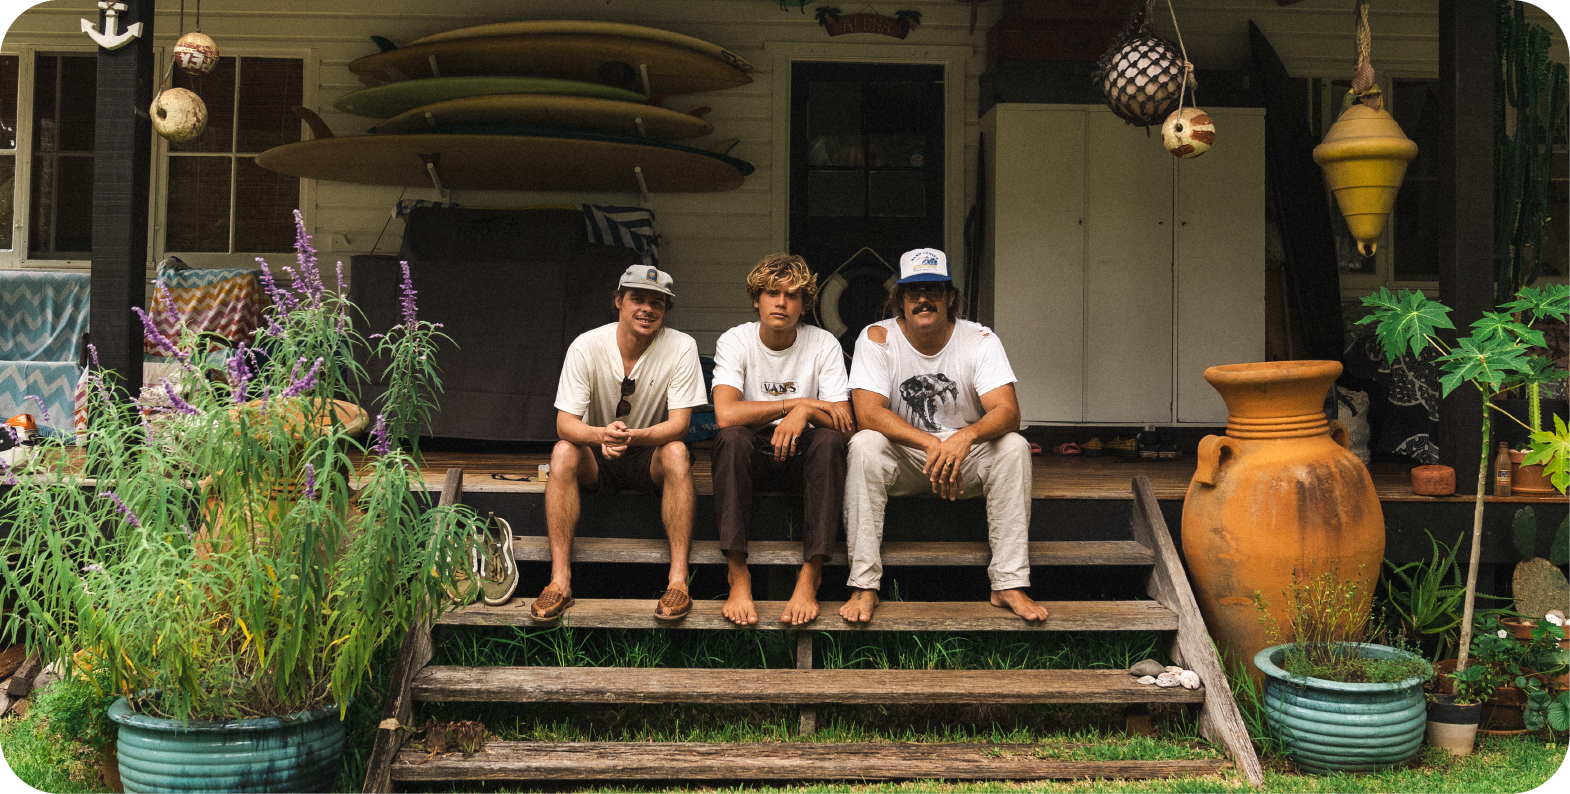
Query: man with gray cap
841 248 1048 624
533 264 707 622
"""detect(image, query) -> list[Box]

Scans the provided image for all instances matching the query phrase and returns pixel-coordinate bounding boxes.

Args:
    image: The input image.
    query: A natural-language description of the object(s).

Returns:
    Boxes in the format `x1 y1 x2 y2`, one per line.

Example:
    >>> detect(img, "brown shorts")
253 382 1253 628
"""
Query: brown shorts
589 444 692 495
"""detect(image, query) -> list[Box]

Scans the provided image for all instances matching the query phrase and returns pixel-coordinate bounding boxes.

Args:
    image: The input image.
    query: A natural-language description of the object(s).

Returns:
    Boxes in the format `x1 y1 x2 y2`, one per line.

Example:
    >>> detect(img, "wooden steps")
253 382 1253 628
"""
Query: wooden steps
412 666 1205 705
390 741 1228 783
363 472 1266 791
513 537 1157 567
438 598 1179 632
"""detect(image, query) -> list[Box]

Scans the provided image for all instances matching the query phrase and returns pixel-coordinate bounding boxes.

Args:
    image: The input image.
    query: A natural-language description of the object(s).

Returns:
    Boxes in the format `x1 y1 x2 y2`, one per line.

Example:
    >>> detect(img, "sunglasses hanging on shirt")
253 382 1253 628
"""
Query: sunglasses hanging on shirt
616 377 637 418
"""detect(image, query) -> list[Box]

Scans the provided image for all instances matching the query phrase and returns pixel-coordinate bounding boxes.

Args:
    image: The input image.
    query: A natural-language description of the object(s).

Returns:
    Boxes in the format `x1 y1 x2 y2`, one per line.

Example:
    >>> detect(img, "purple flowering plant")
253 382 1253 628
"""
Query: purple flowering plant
0 213 478 722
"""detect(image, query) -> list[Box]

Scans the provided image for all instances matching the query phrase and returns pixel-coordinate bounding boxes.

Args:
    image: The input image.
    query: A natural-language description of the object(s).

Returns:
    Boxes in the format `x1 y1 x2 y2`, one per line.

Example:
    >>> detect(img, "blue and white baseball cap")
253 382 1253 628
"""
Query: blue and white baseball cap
896 248 951 284
617 264 676 297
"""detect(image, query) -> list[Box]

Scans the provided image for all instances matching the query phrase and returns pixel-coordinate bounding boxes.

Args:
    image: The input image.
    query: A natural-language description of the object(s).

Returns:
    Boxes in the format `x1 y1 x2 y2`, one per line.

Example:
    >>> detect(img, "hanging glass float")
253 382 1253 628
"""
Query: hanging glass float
173 31 219 76
1094 2 1194 127
150 88 207 143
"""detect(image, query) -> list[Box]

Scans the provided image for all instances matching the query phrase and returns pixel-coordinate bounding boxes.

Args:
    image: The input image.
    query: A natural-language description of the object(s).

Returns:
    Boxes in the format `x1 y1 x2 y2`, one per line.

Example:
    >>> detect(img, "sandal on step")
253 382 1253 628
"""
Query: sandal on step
654 587 693 620
529 589 575 622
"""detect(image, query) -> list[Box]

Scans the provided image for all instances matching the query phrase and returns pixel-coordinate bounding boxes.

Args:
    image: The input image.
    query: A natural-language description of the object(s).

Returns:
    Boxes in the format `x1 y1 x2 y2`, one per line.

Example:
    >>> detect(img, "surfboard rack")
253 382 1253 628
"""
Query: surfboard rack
634 166 652 208
420 153 449 198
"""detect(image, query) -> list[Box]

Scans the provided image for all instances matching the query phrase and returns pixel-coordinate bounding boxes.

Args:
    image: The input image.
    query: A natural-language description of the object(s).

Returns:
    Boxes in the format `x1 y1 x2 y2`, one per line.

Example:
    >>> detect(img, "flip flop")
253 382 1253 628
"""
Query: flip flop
1052 442 1081 456
653 587 692 620
528 589 575 622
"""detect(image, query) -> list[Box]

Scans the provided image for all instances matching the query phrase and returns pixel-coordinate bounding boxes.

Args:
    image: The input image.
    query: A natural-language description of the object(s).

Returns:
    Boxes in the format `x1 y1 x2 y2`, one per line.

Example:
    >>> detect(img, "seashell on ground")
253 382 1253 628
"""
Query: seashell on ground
1137 675 1157 685
1178 670 1201 689
1155 672 1180 687
1164 666 1184 673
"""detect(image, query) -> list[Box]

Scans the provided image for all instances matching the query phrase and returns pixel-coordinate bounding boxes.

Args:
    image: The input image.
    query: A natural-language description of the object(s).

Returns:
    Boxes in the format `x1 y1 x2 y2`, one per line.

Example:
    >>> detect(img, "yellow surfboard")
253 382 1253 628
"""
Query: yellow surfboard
370 94 713 140
408 20 758 74
256 132 750 193
350 34 751 96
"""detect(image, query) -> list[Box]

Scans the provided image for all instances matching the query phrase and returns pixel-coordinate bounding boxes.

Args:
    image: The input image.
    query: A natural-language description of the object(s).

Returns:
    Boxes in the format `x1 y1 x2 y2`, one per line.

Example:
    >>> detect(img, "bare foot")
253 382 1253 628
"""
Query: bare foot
991 588 1049 622
722 560 757 626
838 589 879 623
780 563 823 626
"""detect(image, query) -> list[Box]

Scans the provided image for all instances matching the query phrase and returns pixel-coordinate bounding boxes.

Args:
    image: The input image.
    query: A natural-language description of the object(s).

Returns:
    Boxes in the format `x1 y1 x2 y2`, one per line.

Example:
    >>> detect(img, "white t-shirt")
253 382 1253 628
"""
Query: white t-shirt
554 323 707 429
848 318 1016 435
711 322 850 426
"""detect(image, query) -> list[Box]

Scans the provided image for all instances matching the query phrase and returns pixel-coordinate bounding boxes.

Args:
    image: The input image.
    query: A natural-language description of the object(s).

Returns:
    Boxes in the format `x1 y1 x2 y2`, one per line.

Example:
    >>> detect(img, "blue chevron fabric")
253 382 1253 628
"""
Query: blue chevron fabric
0 362 81 435
0 271 91 362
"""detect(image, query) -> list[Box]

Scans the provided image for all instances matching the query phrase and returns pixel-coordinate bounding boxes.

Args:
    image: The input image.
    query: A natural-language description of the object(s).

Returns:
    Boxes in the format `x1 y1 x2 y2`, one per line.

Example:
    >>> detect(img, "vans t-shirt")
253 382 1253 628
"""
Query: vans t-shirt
847 318 1016 435
711 322 849 426
554 323 707 429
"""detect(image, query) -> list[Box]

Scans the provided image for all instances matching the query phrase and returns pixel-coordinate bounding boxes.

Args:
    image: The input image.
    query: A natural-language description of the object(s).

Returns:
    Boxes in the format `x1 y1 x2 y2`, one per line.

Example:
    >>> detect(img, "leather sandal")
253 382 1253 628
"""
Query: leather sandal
653 587 692 620
528 589 575 622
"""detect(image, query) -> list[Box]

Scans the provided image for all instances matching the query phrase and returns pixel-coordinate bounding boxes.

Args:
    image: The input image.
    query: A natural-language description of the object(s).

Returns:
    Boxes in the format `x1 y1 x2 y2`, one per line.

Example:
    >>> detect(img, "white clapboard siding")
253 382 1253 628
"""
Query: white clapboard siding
6 0 1563 351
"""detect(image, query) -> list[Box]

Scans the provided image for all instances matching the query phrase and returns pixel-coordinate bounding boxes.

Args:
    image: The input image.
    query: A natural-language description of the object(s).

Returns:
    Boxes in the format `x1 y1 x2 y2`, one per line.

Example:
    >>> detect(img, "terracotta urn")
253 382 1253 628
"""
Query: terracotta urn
1312 104 1418 256
1182 361 1386 684
1410 464 1456 496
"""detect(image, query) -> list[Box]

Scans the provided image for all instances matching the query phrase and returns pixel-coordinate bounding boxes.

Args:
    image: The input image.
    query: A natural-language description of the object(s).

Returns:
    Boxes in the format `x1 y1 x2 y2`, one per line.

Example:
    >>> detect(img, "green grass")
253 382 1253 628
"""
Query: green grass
0 682 112 794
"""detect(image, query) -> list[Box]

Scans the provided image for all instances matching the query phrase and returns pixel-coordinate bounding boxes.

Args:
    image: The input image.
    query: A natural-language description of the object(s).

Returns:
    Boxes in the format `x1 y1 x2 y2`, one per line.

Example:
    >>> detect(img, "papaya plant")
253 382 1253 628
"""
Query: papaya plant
1359 283 1569 673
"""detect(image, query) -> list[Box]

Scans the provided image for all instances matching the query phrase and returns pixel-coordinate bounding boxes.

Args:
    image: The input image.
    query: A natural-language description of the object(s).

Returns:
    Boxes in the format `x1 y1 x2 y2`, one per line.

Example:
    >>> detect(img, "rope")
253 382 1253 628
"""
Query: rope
1164 0 1194 119
1351 0 1383 110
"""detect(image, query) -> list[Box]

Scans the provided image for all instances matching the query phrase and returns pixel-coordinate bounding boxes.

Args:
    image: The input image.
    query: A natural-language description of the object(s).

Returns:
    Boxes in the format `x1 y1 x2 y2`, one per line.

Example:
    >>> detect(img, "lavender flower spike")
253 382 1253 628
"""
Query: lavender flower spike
22 396 51 423
87 343 101 369
398 261 418 327
0 459 16 487
303 463 318 500
280 357 324 399
134 306 191 368
293 210 324 304
161 379 200 415
99 491 141 528
257 256 299 314
370 414 390 455
227 343 253 403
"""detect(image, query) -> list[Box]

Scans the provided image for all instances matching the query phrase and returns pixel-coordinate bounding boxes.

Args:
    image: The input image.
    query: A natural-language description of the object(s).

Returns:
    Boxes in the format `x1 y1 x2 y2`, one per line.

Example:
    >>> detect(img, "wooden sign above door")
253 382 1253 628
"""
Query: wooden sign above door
815 8 923 39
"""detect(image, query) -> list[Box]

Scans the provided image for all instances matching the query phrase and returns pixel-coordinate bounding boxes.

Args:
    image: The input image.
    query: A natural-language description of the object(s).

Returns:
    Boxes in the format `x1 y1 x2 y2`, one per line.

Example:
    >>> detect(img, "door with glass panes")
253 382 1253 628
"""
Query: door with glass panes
789 62 943 356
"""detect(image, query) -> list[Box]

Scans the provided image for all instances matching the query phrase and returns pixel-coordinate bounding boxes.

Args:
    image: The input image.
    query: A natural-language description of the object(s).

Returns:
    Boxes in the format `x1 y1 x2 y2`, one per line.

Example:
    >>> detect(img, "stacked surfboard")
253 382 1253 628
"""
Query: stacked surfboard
256 21 756 192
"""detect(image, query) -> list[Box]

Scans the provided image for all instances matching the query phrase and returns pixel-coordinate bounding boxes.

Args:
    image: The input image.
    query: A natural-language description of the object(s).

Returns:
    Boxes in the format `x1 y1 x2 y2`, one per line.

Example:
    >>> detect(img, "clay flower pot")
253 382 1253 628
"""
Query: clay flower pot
1426 693 1482 757
1507 449 1557 494
1410 464 1456 496
1183 361 1385 682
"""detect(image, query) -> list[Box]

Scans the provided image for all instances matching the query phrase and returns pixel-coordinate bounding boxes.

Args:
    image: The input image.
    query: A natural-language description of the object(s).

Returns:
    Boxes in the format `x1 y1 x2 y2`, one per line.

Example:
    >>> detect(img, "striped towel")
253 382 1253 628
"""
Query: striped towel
0 362 82 436
145 268 265 355
0 270 90 362
583 204 660 267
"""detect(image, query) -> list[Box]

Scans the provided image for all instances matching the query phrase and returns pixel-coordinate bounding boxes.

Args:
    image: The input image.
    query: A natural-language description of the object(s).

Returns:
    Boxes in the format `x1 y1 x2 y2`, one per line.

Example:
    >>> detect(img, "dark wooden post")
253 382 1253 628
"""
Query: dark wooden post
1435 0 1494 494
89 0 156 391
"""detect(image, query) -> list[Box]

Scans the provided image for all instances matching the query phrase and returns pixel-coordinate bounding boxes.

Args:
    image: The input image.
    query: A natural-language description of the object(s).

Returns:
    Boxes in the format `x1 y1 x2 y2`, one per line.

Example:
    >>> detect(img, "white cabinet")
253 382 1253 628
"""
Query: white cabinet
980 103 1265 425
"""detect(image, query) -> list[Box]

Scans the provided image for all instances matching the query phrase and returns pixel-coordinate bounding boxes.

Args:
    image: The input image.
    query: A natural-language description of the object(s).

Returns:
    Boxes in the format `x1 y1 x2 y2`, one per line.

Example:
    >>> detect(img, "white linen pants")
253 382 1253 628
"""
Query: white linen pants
843 429 1032 591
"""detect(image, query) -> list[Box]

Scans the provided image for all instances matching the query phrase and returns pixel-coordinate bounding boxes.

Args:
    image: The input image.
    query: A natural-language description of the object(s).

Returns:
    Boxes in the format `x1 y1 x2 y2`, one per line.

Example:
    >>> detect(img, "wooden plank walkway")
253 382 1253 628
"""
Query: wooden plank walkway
388 450 1566 503
511 538 1157 567
436 598 1180 632
391 741 1228 782
411 667 1206 705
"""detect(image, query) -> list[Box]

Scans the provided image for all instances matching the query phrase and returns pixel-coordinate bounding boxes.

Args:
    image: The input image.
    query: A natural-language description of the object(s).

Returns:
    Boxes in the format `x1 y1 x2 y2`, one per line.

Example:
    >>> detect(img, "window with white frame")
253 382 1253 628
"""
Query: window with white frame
0 49 305 267
165 55 303 254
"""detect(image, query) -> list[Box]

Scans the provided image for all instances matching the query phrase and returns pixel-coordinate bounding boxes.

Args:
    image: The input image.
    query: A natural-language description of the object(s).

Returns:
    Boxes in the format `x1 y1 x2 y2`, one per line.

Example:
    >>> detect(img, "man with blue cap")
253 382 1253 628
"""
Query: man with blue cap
841 248 1047 624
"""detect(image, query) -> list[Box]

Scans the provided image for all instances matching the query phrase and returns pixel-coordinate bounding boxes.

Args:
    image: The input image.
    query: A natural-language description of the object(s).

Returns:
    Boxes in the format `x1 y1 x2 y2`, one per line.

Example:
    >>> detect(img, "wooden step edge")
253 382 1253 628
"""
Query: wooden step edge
410 666 1207 705
436 599 1180 632
390 741 1228 782
511 538 1157 567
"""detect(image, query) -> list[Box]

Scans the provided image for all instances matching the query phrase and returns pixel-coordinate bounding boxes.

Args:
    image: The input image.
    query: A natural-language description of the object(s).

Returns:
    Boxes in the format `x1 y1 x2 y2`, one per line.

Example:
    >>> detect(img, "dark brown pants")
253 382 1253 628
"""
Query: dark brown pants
712 425 845 563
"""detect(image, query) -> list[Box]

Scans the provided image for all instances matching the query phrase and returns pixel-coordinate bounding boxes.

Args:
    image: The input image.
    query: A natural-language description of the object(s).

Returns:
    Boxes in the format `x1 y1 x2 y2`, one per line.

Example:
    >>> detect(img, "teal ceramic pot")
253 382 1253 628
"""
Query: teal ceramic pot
1254 643 1431 774
107 698 345 793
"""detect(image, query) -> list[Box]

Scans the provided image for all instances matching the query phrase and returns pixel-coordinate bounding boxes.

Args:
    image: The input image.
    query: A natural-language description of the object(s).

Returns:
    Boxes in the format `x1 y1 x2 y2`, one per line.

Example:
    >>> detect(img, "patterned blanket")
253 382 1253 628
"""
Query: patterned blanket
0 271 89 436
583 205 660 267
144 268 265 355
0 362 81 436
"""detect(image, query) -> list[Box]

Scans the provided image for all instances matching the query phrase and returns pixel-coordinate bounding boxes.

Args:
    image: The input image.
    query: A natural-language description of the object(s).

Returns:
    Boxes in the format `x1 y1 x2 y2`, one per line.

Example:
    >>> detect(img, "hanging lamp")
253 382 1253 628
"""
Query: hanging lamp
1312 0 1417 256
1094 0 1195 128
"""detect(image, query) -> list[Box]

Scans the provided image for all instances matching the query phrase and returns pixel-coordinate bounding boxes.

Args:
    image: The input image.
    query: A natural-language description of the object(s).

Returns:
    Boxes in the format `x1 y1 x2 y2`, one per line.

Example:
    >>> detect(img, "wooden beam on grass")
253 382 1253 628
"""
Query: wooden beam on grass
1130 476 1264 788
362 467 463 794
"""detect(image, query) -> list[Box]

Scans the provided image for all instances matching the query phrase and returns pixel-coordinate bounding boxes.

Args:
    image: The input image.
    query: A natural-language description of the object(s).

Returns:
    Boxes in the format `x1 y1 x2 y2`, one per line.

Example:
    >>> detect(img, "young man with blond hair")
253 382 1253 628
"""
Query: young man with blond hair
711 253 854 626
534 264 707 622
841 248 1048 624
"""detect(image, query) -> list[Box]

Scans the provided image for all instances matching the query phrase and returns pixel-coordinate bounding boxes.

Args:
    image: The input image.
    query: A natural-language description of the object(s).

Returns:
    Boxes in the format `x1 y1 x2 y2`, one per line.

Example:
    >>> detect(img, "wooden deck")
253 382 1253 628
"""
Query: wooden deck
398 450 1564 503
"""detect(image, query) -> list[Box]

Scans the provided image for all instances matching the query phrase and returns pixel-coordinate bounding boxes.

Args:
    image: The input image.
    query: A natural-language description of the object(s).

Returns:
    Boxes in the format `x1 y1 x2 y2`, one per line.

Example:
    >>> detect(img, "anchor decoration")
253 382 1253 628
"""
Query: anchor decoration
81 1 144 51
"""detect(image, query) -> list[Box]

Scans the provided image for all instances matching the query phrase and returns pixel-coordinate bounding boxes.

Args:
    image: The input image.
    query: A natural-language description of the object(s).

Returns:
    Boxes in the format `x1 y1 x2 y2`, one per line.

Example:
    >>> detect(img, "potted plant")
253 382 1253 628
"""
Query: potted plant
1500 507 1570 641
1359 283 1569 687
1381 529 1473 662
1425 662 1499 756
0 215 481 792
1252 566 1433 774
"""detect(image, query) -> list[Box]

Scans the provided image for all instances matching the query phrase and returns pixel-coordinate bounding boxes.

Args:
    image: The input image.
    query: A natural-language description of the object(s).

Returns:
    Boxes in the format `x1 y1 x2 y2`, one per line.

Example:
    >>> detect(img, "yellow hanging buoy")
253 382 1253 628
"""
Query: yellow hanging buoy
1312 101 1418 257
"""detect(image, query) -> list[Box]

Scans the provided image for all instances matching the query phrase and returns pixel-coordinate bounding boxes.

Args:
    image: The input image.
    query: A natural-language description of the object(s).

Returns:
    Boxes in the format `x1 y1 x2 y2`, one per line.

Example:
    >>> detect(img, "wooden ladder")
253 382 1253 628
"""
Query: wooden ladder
362 472 1263 790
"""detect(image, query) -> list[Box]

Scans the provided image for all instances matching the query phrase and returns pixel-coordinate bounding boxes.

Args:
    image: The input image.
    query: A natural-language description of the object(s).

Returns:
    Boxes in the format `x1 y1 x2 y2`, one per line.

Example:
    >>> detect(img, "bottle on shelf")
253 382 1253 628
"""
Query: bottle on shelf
1493 441 1513 497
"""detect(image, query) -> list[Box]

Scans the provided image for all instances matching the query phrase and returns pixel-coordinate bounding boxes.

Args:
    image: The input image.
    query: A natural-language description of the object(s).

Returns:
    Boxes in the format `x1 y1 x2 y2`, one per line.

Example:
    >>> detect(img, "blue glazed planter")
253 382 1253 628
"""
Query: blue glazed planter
107 698 345 793
1255 643 1432 775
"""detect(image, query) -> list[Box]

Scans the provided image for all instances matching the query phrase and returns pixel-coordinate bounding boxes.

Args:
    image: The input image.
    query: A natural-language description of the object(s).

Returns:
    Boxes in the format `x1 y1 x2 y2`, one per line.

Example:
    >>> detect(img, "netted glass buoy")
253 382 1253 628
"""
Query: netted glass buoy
1094 7 1195 128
